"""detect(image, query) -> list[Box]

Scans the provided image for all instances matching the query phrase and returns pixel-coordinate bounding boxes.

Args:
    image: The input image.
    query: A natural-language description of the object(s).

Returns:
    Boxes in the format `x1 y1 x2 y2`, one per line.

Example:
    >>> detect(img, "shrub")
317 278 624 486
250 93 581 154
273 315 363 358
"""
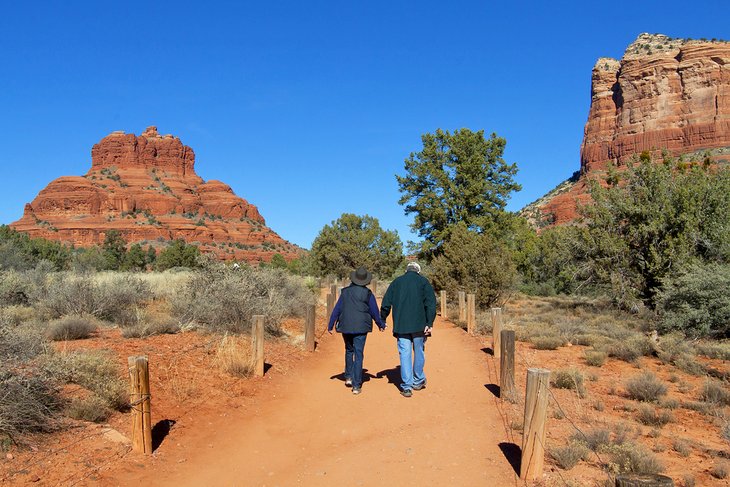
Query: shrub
694 340 730 360
66 396 111 423
635 405 673 427
551 368 586 397
572 428 611 452
657 263 730 338
0 270 31 305
700 380 730 406
0 321 46 361
43 351 127 411
0 367 60 438
672 439 691 457
171 264 315 333
625 372 667 402
608 335 654 362
47 315 97 341
121 320 180 339
215 335 254 377
585 350 607 366
656 332 693 364
711 462 729 479
607 442 664 474
549 441 588 470
531 335 565 350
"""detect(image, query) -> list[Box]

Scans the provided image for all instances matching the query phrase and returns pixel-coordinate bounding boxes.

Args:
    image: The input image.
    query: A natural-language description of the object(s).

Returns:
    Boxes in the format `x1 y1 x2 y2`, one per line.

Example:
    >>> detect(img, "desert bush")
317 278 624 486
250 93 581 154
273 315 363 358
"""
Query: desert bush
66 395 110 423
531 335 566 350
573 428 611 452
722 422 730 442
43 351 127 411
656 332 693 364
0 367 60 438
606 442 664 474
660 398 679 409
0 321 46 361
585 350 607 367
680 400 713 415
215 335 254 377
694 340 730 360
171 264 315 333
700 380 730 406
0 305 36 325
608 335 654 362
711 462 729 479
625 372 667 402
551 368 586 397
657 263 730 338
549 440 588 470
672 438 691 457
0 270 32 306
635 405 673 427
94 274 151 324
121 320 180 339
47 315 97 341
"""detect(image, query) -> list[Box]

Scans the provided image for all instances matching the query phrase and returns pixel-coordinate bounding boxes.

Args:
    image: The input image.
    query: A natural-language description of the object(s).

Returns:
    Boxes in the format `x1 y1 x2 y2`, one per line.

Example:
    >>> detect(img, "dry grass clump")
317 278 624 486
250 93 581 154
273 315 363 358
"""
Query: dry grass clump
585 350 608 367
672 438 691 457
43 351 127 411
635 405 673 427
549 440 589 470
0 305 36 325
694 340 730 360
606 442 664 475
551 368 586 397
215 335 254 378
530 335 566 350
625 372 667 402
572 428 611 452
710 462 729 479
121 320 180 339
608 335 654 362
723 422 730 442
47 315 97 341
66 395 110 423
699 380 730 406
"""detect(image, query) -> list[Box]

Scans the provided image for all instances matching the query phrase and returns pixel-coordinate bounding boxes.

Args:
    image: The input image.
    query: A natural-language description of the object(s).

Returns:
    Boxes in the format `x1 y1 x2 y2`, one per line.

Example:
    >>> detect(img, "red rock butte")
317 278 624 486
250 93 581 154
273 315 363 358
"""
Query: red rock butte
524 34 730 226
11 126 301 262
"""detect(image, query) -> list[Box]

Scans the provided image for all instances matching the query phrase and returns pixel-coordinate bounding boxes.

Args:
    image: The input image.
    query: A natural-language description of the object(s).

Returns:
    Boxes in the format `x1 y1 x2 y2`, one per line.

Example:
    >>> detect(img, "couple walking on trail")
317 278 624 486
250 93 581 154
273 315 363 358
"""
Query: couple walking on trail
327 262 437 397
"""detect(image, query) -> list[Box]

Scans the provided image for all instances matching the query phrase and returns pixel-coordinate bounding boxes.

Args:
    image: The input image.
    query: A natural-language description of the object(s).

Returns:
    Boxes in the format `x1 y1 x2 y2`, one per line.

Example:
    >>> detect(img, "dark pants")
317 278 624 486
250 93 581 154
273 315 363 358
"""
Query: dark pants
342 333 367 388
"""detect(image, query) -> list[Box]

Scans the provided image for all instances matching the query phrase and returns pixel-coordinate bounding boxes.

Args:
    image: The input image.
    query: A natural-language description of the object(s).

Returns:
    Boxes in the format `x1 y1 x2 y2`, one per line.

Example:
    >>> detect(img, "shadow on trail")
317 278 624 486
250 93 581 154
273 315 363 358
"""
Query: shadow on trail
498 442 521 475
375 366 402 390
152 419 176 451
481 347 494 356
484 384 500 398
329 369 377 383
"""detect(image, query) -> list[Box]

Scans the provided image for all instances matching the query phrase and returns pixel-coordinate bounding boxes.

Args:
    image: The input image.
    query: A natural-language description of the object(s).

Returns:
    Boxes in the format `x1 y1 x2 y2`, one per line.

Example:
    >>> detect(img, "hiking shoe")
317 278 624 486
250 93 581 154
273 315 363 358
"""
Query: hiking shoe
400 389 412 398
412 382 426 391
345 378 352 387
352 387 361 395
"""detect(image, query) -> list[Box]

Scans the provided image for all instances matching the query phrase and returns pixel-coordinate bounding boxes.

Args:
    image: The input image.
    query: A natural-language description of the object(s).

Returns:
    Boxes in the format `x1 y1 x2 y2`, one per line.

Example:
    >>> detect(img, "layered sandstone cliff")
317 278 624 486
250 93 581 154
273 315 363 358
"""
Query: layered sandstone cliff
527 34 730 225
11 127 300 262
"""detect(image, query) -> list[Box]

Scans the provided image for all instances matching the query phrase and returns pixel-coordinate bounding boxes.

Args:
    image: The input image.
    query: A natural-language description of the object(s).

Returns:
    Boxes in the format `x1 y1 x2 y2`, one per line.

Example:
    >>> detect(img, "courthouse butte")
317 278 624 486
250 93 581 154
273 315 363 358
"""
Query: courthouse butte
523 33 730 226
11 126 300 262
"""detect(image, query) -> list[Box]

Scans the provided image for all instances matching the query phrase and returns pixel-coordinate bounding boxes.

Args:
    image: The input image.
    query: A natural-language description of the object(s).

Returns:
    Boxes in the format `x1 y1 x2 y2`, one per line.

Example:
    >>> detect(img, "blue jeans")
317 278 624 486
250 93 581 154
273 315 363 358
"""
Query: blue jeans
396 333 426 391
342 333 367 388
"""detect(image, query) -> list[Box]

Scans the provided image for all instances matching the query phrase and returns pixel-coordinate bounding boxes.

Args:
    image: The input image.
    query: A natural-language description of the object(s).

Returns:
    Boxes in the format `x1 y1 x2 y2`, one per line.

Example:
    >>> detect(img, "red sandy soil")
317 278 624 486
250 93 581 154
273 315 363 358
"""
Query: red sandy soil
2 297 729 486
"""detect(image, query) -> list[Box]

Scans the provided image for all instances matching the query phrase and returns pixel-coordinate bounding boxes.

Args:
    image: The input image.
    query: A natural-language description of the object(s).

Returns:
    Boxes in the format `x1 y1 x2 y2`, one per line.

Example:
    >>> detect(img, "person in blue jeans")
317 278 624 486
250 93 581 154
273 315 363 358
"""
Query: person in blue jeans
328 266 386 395
380 262 437 397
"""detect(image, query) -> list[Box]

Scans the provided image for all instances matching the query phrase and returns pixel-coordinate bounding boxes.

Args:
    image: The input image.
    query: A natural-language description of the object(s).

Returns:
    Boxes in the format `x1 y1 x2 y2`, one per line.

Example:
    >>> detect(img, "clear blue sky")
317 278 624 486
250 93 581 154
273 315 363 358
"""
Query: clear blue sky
1 1 727 249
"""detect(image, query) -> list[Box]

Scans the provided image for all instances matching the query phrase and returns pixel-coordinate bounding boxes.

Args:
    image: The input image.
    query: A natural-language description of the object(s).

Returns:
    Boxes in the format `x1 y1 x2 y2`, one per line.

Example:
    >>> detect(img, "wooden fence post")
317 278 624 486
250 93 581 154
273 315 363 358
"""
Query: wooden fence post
252 315 265 377
326 293 335 321
305 303 316 352
520 368 550 481
440 290 447 317
466 293 476 335
500 330 516 401
128 355 152 455
458 291 466 322
491 307 502 358
615 474 674 487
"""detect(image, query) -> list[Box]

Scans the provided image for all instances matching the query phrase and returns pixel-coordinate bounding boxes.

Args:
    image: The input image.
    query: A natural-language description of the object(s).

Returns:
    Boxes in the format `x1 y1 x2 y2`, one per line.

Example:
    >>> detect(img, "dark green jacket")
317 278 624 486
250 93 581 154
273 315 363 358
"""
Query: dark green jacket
380 270 437 335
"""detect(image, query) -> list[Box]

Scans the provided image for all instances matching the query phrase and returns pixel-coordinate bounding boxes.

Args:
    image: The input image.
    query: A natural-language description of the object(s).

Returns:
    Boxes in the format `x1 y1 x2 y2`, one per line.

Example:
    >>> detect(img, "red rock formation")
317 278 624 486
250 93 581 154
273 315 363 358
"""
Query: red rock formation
531 34 730 225
11 127 301 263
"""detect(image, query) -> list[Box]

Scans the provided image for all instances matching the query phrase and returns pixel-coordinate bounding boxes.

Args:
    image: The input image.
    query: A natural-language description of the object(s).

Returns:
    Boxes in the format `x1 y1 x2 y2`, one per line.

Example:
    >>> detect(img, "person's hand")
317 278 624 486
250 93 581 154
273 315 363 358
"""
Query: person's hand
424 326 432 336
379 326 386 332
328 329 334 335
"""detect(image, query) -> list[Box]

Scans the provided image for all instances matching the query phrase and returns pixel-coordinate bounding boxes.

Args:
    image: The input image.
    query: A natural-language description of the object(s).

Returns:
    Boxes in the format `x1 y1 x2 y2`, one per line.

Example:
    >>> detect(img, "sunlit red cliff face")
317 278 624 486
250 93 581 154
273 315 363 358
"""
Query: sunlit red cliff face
525 34 730 225
11 126 301 262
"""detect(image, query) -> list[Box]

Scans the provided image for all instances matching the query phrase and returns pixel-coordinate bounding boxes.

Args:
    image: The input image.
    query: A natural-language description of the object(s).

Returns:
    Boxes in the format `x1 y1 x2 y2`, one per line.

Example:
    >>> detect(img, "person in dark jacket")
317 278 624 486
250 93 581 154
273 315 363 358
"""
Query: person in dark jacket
380 262 436 397
328 266 386 395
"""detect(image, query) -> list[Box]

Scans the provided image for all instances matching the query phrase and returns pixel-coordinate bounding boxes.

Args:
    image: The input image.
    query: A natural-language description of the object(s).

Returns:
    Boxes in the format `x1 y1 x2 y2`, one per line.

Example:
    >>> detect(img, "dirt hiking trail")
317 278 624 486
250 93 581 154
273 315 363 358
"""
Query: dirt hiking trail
103 317 519 486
